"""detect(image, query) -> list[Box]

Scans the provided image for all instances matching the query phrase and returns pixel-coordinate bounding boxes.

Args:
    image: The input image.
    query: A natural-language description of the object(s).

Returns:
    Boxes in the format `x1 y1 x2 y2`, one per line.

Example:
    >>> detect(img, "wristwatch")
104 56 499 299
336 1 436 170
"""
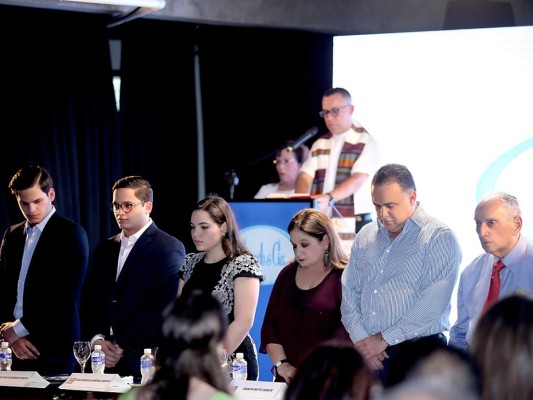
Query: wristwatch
274 358 288 368
325 192 335 206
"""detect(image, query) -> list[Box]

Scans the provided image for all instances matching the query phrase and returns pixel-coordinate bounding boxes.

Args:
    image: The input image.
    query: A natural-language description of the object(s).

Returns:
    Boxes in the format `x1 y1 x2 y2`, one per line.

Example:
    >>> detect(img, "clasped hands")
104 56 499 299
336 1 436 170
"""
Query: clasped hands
354 332 389 370
0 322 40 360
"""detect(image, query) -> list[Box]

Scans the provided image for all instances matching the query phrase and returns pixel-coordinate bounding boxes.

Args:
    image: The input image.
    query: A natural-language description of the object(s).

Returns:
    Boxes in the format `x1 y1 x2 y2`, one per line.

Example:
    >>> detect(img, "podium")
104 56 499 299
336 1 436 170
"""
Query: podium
229 199 315 380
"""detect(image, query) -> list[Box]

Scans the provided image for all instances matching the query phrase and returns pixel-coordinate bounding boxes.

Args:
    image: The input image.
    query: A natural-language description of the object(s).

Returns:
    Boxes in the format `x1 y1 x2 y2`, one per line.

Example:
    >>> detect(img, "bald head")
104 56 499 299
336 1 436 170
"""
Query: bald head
474 192 522 258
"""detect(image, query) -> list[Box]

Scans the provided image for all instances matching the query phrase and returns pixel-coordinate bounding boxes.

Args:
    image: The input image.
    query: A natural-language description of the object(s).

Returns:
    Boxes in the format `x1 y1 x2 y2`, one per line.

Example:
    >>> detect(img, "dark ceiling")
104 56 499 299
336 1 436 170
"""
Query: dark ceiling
2 0 531 34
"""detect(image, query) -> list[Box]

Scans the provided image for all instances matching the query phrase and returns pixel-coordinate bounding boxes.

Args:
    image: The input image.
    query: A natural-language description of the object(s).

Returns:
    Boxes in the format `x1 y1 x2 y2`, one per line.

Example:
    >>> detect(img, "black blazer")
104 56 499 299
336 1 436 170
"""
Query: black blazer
0 211 89 375
81 221 185 378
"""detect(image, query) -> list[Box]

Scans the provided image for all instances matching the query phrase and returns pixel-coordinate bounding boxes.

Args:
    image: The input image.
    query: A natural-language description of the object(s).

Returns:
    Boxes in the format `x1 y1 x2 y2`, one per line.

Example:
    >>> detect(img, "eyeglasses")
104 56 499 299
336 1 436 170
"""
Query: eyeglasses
110 202 144 213
273 158 297 165
318 104 351 118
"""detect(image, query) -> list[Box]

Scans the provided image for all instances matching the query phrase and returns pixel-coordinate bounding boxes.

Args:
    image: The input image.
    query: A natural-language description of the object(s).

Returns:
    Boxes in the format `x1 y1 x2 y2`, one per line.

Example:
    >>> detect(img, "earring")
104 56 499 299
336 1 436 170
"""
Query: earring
324 248 330 265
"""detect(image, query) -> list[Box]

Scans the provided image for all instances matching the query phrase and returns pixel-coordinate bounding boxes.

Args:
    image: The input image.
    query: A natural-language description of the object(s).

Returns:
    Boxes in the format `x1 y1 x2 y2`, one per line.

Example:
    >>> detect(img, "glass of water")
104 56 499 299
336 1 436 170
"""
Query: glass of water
73 341 91 373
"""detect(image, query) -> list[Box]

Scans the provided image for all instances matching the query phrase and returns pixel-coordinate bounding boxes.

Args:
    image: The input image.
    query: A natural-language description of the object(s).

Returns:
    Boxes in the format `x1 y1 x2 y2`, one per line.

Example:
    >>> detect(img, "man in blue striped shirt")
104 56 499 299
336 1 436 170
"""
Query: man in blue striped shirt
341 163 462 386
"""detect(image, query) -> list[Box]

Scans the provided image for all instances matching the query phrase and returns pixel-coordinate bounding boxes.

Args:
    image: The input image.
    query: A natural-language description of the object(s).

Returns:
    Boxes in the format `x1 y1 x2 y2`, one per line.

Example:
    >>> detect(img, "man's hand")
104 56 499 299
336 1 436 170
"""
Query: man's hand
95 339 124 368
12 337 40 360
355 333 389 370
0 322 18 343
313 194 332 213
1 322 40 360
354 332 388 360
367 352 389 370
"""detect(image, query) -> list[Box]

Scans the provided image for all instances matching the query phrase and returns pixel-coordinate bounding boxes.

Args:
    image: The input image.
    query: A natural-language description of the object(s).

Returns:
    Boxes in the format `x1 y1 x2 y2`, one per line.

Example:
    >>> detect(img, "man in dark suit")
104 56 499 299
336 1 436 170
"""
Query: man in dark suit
81 176 186 378
0 165 89 375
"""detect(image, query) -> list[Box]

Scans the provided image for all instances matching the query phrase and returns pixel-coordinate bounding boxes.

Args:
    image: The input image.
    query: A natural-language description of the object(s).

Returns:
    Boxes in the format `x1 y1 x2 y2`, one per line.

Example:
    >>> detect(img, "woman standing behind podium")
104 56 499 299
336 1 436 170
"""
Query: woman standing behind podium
260 208 351 384
178 195 264 380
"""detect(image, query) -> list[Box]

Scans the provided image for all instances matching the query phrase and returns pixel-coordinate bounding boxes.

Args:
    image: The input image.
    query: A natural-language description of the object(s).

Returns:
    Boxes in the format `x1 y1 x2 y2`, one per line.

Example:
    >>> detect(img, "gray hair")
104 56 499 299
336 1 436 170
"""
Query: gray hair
484 192 521 218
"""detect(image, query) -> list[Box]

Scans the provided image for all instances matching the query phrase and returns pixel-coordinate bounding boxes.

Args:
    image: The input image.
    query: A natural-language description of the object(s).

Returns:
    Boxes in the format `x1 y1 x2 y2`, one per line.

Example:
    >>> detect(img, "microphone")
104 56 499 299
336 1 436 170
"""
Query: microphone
286 127 319 151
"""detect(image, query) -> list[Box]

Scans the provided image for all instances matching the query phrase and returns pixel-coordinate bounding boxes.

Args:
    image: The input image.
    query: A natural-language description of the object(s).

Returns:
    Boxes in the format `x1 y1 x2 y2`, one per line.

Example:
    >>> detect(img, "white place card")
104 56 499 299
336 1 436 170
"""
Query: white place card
231 380 287 400
59 373 131 393
0 371 49 388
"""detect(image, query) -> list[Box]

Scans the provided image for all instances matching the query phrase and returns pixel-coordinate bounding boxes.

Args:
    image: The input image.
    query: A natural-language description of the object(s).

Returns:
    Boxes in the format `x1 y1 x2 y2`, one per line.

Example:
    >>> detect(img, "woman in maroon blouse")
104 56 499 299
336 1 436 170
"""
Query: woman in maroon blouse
260 208 351 383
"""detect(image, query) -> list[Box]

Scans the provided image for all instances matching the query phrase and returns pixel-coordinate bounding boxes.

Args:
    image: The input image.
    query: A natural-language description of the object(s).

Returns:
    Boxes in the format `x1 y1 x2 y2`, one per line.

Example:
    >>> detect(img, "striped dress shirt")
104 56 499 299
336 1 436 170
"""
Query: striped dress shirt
341 203 462 346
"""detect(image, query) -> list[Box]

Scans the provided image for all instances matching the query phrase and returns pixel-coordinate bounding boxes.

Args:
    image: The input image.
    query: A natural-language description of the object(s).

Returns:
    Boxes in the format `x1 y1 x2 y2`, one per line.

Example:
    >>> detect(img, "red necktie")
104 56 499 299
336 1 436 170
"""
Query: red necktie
481 259 506 314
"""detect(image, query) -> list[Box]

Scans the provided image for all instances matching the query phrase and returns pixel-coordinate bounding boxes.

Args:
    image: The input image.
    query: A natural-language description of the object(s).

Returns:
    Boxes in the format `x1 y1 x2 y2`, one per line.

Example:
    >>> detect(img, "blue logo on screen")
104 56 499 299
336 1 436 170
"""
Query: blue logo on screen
241 225 293 285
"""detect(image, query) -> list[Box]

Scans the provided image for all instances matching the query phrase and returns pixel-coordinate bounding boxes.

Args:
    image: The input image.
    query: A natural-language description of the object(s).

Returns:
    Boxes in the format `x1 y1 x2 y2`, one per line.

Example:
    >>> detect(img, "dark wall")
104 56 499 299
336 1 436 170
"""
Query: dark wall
0 6 119 255
0 5 333 254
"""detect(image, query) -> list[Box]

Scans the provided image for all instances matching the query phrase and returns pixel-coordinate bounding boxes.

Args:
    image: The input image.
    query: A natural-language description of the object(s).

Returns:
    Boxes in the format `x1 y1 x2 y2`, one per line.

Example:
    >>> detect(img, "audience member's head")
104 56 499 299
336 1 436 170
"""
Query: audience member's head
135 290 231 400
284 341 375 400
470 292 533 400
377 340 481 400
377 378 480 400
385 336 481 395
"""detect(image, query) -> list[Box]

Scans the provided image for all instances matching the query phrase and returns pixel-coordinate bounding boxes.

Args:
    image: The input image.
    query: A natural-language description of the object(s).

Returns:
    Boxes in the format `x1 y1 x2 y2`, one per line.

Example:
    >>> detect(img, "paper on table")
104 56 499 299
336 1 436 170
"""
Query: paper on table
59 373 131 393
231 380 287 400
0 371 50 388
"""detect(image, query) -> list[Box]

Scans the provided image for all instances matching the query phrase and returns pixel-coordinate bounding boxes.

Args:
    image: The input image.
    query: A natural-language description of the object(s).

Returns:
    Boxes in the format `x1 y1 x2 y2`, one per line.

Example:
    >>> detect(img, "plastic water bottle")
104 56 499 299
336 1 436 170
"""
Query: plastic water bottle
232 352 247 380
140 348 155 385
91 344 106 374
0 342 12 371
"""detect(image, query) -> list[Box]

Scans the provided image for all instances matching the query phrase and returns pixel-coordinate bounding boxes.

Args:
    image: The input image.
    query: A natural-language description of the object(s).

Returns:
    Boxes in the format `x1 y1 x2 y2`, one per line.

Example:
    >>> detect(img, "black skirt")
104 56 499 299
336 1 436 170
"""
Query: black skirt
235 334 259 381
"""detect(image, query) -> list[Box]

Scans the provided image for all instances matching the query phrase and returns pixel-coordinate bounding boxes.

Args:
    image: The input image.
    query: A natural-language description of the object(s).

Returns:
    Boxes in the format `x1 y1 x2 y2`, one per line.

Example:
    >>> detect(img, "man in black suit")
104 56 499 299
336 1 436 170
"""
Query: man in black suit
0 165 89 375
81 176 186 378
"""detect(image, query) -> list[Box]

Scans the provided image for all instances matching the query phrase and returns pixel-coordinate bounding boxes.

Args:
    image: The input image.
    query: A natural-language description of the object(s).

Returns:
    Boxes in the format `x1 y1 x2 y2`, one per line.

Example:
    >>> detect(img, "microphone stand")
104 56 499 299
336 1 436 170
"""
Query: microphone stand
222 148 279 200
225 170 240 200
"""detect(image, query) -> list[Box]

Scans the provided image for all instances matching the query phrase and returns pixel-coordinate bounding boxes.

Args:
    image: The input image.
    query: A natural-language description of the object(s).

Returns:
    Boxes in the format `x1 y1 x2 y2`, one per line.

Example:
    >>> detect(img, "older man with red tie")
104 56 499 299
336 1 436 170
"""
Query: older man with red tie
449 192 533 350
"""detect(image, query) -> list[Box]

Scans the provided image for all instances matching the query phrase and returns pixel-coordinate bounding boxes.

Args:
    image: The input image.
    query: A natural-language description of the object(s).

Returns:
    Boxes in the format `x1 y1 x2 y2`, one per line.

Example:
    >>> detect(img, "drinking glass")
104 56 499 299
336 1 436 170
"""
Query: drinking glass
73 341 91 373
218 349 232 381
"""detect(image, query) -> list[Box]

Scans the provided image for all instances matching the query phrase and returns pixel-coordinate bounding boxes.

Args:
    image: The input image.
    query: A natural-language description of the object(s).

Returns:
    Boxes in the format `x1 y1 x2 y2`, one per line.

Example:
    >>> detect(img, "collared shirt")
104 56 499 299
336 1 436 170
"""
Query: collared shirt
100 219 153 340
13 206 56 337
341 203 462 346
116 219 153 280
299 122 380 215
449 235 533 350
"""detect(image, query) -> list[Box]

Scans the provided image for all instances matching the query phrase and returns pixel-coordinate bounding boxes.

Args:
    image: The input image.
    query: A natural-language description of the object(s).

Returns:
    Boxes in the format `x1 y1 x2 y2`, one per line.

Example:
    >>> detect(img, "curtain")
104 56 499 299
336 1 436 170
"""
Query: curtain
0 6 119 254
0 6 333 253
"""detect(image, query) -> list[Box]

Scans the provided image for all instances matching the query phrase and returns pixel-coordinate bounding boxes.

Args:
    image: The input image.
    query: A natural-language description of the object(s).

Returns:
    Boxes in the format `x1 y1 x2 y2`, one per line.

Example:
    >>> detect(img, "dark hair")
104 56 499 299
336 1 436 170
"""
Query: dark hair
386 337 481 395
9 165 53 195
371 163 416 193
471 293 533 400
284 341 374 400
288 208 348 270
322 87 352 103
136 290 230 400
194 195 250 259
112 176 153 203
276 140 308 164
